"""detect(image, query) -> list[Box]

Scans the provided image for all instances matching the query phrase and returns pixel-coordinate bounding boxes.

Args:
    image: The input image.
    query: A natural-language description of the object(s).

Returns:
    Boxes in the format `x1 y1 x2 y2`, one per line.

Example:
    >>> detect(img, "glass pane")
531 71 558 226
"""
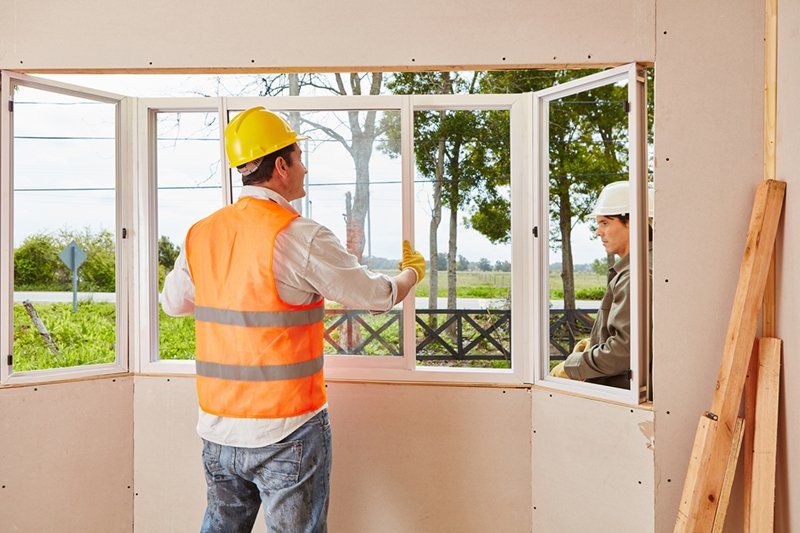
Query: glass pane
413 109 512 369
546 79 632 389
12 85 117 371
156 112 222 360
225 109 403 357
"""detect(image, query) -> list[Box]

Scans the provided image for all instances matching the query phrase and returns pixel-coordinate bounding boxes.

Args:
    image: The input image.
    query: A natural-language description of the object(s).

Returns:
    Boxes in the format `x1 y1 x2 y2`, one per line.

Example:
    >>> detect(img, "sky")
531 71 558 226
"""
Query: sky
12 73 607 266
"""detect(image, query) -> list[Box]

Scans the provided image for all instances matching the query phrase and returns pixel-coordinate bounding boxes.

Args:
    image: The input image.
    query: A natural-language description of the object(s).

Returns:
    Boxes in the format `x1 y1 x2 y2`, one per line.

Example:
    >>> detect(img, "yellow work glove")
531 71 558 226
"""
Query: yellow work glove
549 361 569 379
573 337 590 353
398 240 426 283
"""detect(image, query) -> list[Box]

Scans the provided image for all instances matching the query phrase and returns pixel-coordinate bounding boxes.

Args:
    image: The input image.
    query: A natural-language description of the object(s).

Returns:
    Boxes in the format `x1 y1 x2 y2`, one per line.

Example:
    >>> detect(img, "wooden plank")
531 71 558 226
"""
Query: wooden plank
674 179 785 532
748 337 782 532
675 416 714 528
711 417 745 533
743 340 760 531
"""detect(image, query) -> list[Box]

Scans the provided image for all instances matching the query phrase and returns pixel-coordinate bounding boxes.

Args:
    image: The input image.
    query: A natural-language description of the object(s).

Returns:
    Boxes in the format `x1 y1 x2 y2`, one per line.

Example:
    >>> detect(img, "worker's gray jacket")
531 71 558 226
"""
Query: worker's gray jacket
563 255 630 389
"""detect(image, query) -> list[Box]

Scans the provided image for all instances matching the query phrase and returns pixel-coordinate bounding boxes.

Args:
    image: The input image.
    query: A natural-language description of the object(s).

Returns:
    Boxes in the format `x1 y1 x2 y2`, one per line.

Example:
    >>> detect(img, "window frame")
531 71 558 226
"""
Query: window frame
134 97 227 375
0 71 133 385
139 93 532 385
531 63 649 404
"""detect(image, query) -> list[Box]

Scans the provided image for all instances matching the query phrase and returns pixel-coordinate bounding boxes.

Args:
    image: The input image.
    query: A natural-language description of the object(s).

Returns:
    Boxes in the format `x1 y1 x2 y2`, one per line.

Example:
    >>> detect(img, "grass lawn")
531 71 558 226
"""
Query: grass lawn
12 302 116 371
12 270 605 371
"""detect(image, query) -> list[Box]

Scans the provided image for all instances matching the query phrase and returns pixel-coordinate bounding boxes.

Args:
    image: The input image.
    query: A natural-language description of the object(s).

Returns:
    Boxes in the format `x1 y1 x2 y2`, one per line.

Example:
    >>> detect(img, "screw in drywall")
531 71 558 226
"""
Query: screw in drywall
411 58 416 62
251 59 255 63
502 57 506 61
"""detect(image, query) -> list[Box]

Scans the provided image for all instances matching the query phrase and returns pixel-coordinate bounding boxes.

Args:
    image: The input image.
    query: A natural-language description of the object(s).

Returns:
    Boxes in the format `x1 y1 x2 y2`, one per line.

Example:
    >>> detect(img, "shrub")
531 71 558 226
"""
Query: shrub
14 233 63 290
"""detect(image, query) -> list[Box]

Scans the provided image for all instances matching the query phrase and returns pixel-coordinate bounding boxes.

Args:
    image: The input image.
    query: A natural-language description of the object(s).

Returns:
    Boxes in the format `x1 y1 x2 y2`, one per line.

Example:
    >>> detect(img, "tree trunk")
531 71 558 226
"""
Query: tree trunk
558 188 576 312
428 134 445 326
342 192 363 351
447 142 461 313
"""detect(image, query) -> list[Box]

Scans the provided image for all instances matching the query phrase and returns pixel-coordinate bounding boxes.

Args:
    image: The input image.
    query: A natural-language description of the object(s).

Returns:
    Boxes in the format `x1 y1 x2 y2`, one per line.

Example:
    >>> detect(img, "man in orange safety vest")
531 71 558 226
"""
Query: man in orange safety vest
161 106 425 532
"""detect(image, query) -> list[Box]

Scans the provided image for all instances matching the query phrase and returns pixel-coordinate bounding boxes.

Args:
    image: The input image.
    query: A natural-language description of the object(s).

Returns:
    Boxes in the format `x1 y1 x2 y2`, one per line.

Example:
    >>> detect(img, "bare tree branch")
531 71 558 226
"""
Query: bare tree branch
300 117 353 156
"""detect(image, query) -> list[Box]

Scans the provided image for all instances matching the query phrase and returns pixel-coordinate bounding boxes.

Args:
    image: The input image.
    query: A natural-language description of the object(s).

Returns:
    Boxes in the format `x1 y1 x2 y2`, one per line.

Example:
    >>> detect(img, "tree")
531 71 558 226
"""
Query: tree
383 71 494 316
457 254 471 271
158 236 180 271
478 69 651 318
477 258 492 271
494 260 511 272
591 257 608 277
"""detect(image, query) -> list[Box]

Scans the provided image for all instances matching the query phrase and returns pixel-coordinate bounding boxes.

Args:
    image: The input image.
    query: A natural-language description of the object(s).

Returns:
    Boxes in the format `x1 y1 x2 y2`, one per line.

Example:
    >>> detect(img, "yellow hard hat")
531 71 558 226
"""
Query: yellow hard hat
224 106 308 168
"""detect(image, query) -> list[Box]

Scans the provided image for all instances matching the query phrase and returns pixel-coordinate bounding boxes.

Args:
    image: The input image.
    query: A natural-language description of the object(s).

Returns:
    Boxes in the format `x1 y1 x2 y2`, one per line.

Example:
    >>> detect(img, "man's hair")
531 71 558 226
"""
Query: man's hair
607 213 653 241
238 144 296 186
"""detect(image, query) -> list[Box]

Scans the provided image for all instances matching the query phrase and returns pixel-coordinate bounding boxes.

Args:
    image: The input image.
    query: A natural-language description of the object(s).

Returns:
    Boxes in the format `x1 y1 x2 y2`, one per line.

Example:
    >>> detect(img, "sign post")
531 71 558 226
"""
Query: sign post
58 240 87 313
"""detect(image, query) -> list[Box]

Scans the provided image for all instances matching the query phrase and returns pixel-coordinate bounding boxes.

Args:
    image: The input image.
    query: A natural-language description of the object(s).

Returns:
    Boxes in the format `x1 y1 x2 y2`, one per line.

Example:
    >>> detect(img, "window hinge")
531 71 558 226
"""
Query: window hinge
532 226 538 238
122 228 128 239
626 369 633 380
8 101 13 113
624 101 631 113
6 354 12 366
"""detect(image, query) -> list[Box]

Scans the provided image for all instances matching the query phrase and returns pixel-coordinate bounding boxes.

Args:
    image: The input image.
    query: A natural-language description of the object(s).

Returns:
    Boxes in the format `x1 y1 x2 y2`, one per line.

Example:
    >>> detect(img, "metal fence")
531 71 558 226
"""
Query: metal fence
323 307 598 362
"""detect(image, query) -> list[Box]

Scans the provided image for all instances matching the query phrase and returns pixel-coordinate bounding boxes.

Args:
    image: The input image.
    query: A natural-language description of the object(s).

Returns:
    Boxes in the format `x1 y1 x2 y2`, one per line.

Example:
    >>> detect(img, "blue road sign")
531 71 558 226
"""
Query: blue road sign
58 240 87 271
58 241 88 313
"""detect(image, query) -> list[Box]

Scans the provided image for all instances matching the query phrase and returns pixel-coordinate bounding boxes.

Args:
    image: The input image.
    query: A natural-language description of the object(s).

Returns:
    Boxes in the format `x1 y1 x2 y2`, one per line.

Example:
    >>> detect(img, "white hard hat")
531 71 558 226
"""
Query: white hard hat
590 180 654 218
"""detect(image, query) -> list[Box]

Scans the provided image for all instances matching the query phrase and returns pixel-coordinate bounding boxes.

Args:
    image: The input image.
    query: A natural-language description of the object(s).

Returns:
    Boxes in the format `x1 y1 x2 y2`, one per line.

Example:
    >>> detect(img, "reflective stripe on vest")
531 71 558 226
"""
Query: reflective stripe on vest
196 355 324 381
195 306 324 327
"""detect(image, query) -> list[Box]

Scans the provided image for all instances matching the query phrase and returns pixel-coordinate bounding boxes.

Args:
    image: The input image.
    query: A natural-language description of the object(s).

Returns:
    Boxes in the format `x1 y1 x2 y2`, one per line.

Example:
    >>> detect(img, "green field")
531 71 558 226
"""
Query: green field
382 270 606 300
13 269 605 372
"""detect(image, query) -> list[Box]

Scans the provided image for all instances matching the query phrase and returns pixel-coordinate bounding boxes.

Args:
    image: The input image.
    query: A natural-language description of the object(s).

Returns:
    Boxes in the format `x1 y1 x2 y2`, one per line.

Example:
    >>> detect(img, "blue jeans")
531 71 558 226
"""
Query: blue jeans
200 410 332 533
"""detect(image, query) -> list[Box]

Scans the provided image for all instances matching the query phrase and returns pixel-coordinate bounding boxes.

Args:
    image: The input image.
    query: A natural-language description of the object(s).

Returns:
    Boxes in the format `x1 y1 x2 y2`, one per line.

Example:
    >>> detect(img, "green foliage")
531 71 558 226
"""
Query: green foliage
159 236 180 271
158 309 195 360
13 234 61 290
592 257 609 277
12 302 116 371
477 258 491 271
494 260 511 272
13 229 116 292
14 230 181 293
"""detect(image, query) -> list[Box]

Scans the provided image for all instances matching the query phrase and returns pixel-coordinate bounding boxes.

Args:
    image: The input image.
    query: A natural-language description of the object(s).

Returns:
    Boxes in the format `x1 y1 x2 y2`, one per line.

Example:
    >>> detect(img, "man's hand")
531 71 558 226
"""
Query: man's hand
549 361 569 379
398 240 425 283
573 338 590 353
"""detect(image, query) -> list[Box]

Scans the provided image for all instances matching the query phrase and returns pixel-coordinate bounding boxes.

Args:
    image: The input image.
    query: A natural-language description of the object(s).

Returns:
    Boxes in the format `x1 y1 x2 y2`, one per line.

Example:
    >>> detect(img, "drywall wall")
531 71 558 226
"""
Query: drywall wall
653 1 766 531
133 377 532 532
0 377 133 532
2 0 796 531
0 0 654 70
531 389 654 532
775 2 800 532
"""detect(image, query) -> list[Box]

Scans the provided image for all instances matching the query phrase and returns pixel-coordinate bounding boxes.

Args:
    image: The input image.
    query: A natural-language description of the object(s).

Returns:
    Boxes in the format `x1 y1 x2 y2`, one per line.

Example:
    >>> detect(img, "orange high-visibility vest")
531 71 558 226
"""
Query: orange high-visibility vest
185 196 326 419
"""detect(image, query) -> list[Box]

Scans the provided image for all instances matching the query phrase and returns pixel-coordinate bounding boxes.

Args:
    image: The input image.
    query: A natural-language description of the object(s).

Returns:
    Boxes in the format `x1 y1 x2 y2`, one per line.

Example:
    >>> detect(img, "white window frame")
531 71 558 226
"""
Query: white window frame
0 71 133 385
531 63 649 404
133 97 227 375
139 93 532 385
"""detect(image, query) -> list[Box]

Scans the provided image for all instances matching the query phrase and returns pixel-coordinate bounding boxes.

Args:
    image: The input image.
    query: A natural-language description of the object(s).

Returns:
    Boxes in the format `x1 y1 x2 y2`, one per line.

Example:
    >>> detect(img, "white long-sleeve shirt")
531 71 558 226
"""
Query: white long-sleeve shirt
160 185 397 447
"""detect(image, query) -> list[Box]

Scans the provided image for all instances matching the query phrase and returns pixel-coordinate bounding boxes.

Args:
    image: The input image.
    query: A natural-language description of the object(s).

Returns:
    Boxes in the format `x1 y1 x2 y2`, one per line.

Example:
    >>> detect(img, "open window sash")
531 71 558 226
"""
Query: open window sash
1 71 133 385
532 63 649 405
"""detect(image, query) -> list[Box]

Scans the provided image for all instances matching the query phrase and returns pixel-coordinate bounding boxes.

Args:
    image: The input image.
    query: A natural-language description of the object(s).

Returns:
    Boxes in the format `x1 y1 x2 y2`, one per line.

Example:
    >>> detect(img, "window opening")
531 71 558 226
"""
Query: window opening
2 73 127 383
411 108 512 370
535 64 650 403
156 111 222 361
